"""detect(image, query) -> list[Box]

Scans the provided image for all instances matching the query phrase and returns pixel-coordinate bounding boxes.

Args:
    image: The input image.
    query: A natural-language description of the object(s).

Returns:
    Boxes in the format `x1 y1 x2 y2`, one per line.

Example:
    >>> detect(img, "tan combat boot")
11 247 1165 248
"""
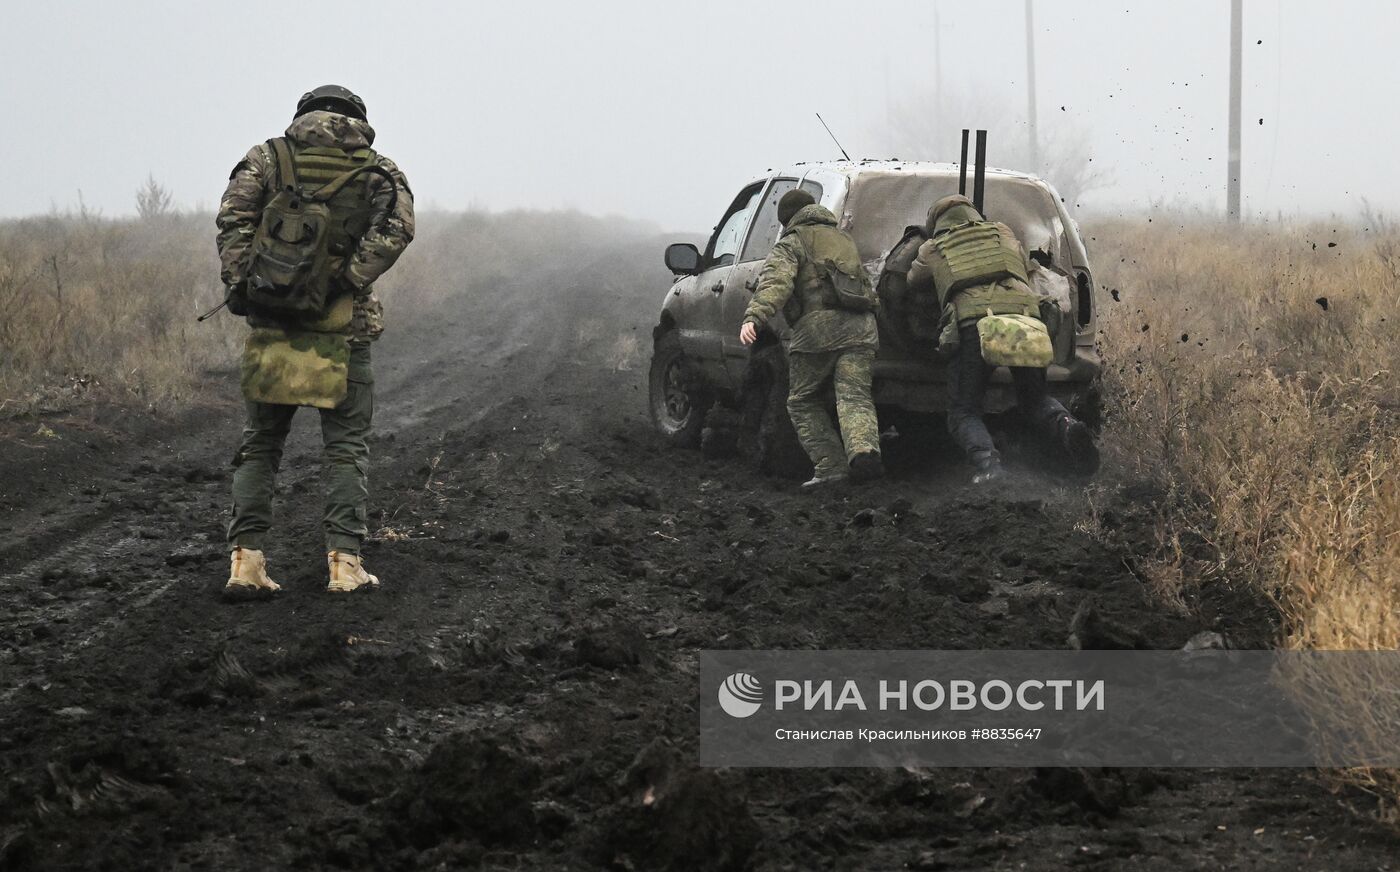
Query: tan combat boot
327 550 380 593
224 547 281 598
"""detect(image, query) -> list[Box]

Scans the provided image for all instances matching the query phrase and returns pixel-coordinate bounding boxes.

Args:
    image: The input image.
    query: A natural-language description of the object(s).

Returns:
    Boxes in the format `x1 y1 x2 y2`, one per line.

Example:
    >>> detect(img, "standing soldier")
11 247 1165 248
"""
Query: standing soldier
215 85 415 598
906 194 1097 483
739 189 883 488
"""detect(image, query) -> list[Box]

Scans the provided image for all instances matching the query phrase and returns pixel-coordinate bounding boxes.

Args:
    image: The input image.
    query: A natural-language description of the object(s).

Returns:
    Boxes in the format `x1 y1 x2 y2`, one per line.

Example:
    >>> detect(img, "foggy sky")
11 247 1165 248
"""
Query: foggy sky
3 1 1396 231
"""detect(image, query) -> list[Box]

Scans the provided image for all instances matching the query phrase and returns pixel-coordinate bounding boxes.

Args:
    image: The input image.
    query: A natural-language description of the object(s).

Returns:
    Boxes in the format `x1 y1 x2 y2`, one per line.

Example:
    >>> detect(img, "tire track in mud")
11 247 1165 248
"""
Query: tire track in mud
0 535 181 705
0 441 236 704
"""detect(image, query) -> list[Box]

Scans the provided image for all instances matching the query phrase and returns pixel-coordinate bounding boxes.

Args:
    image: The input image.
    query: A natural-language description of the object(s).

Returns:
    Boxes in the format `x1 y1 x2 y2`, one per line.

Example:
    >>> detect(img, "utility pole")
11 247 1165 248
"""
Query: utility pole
934 6 944 140
1024 0 1039 172
883 54 893 156
1227 0 1243 221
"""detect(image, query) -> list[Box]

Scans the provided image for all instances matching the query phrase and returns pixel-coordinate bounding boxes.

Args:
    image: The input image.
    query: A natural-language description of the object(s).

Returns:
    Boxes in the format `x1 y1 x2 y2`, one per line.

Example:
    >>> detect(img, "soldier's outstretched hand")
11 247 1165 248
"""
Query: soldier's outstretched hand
739 322 758 345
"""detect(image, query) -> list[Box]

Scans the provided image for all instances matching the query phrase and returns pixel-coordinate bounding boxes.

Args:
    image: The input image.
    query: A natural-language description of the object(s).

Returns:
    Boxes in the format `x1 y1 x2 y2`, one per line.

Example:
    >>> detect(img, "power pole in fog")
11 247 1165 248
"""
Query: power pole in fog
1227 0 1243 221
934 6 944 138
884 54 894 156
1024 0 1039 172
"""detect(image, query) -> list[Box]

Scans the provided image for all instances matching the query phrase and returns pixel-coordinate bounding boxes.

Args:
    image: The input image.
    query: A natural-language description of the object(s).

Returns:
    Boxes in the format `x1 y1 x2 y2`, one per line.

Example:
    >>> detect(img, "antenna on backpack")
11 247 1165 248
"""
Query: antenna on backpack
816 113 852 162
196 299 228 322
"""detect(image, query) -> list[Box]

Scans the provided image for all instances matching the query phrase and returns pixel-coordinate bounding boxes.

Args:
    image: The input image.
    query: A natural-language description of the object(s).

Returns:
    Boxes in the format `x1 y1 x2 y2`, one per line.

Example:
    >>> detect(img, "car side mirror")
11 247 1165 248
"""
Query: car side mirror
665 243 702 276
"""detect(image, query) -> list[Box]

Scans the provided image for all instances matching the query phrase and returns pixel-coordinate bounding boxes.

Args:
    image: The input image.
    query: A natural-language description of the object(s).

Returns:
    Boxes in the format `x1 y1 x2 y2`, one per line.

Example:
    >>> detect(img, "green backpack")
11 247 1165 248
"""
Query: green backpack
245 138 397 319
793 226 878 314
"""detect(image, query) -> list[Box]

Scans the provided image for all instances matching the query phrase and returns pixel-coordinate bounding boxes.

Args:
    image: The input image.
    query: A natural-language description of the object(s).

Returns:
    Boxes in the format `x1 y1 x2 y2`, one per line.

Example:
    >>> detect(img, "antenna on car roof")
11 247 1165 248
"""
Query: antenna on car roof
815 113 852 162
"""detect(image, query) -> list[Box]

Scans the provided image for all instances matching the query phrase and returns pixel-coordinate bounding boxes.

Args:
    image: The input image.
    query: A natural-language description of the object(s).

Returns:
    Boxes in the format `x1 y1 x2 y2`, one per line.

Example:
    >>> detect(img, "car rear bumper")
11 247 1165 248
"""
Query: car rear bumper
871 347 1101 414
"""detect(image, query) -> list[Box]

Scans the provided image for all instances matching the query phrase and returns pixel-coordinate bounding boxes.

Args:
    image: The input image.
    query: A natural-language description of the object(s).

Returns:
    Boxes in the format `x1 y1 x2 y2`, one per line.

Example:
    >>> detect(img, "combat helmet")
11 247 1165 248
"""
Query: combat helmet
295 85 367 121
927 194 982 234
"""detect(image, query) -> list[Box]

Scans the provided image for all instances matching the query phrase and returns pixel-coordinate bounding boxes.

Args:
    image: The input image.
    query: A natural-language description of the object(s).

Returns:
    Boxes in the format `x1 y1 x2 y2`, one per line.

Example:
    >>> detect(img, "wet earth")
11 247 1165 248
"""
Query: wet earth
1 242 1396 871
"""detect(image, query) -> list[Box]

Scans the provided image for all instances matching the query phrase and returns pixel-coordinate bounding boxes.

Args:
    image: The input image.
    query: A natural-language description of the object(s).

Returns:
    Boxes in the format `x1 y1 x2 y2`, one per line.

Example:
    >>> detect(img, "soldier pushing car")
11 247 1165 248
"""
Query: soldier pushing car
905 194 1098 482
739 189 885 489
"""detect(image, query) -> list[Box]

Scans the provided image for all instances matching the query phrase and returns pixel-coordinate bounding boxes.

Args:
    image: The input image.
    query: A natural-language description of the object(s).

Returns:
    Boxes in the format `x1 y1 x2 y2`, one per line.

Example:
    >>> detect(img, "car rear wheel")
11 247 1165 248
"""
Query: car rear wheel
649 332 711 448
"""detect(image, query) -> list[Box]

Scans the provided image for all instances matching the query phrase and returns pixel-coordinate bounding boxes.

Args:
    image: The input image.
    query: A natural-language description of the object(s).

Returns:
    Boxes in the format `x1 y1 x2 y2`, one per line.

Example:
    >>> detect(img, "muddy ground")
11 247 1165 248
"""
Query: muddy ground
1 235 1395 871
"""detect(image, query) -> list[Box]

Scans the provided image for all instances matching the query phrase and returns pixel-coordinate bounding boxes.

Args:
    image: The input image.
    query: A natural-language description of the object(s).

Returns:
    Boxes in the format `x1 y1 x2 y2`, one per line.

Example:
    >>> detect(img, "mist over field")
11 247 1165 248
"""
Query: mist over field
3 1 1400 227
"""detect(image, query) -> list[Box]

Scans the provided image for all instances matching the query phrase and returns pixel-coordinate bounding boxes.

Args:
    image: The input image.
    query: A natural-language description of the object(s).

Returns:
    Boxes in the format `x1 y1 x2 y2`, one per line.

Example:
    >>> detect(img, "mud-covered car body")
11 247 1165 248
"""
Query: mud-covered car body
652 161 1099 424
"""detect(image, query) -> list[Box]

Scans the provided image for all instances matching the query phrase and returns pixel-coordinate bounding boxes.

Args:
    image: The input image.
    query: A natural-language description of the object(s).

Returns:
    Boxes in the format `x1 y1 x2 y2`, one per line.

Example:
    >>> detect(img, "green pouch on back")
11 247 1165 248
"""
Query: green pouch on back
822 263 878 312
240 327 351 409
977 312 1054 368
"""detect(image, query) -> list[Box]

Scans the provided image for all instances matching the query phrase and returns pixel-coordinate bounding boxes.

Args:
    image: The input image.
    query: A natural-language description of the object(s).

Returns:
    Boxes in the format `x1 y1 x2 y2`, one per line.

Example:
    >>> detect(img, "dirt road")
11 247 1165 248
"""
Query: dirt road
0 235 1393 871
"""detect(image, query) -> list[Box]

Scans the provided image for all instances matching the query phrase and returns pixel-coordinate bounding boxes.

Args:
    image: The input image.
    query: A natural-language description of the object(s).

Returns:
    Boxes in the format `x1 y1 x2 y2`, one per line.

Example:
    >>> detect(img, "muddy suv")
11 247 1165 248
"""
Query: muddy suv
648 160 1100 471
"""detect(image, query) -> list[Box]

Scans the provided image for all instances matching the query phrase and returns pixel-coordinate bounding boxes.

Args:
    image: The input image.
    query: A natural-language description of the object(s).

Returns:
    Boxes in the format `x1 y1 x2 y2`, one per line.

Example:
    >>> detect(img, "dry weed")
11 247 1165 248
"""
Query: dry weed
1089 211 1399 816
0 211 236 412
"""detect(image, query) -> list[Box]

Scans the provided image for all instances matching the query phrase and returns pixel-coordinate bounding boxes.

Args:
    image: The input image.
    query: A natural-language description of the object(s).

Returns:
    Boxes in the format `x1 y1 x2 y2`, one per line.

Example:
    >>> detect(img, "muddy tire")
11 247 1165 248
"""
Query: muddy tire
649 332 712 449
1073 379 1104 434
700 406 741 460
748 346 812 480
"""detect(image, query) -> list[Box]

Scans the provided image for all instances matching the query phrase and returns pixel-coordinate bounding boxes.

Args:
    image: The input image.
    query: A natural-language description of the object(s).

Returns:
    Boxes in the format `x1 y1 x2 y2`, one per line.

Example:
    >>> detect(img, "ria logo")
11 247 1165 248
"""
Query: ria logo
718 672 763 718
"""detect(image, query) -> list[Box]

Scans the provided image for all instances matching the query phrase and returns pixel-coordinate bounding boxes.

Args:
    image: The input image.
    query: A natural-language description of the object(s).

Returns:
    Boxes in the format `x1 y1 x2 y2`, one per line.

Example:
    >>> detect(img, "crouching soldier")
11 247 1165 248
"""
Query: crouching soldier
739 189 884 488
907 195 1097 483
215 85 415 598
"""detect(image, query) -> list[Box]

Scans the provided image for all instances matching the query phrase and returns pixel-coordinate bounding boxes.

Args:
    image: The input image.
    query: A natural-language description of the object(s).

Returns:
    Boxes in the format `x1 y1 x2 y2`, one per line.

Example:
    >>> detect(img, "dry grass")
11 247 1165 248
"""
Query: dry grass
0 210 236 414
1089 210 1400 815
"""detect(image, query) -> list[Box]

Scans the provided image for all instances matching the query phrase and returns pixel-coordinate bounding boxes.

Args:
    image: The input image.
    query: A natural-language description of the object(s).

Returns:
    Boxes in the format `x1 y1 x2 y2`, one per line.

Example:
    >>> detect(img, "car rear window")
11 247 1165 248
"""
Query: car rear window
843 171 1069 267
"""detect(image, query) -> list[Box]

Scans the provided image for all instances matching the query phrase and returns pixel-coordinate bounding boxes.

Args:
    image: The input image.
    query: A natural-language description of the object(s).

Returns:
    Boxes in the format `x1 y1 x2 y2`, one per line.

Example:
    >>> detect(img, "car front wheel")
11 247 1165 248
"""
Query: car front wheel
649 332 711 448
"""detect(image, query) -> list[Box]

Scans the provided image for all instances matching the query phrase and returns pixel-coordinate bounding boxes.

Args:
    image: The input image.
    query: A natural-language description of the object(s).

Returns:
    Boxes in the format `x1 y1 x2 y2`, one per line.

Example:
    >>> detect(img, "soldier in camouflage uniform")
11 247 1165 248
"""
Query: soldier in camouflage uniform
875 202 940 350
906 195 1096 483
215 85 414 597
739 189 883 488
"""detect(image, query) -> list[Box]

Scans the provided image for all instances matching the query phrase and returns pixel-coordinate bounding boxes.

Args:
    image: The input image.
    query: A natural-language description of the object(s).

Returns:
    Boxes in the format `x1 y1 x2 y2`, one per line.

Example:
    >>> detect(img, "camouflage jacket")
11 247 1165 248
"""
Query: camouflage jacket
743 204 878 354
876 224 943 345
215 110 415 342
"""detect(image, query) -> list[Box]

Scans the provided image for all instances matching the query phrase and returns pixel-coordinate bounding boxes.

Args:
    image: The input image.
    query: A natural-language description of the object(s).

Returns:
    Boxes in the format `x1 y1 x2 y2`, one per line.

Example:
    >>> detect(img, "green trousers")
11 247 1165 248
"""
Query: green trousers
786 348 880 477
228 345 373 554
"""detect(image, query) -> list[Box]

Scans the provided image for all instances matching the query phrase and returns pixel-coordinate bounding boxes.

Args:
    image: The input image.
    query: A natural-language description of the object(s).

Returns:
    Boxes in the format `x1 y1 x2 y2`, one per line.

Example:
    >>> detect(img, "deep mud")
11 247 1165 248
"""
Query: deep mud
1 235 1396 871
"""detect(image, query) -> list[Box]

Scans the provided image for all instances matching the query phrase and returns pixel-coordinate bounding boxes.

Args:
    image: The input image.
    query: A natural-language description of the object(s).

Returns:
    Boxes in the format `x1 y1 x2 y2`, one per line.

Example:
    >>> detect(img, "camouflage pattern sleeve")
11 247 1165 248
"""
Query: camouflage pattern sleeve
215 144 273 287
344 155 415 291
743 233 802 327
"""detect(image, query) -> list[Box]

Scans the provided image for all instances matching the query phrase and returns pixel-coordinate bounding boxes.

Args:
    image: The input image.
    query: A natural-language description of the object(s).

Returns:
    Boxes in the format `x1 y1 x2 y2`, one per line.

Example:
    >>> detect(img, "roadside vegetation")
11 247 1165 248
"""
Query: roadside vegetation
0 205 232 414
1090 211 1400 818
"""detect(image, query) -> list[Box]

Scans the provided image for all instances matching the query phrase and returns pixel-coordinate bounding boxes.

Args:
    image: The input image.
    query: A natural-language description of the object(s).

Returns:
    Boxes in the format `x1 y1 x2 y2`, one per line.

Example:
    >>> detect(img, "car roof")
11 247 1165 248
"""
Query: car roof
766 161 1080 265
747 159 1045 188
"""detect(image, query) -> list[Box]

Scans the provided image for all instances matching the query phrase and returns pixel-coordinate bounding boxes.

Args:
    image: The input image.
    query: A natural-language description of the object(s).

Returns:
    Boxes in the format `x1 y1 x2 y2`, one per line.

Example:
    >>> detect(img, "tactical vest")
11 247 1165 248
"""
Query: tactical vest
925 220 1029 307
284 143 378 259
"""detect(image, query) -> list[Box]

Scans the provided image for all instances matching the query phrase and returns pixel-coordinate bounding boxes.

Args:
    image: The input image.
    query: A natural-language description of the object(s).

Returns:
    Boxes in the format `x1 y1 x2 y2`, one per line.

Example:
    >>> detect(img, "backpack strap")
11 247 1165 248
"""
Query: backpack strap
306 164 399 216
268 137 297 192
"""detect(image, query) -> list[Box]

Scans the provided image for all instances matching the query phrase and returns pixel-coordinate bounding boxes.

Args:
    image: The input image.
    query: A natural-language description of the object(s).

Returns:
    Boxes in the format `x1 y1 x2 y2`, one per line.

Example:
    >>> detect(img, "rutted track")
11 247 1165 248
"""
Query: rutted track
0 232 1395 871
